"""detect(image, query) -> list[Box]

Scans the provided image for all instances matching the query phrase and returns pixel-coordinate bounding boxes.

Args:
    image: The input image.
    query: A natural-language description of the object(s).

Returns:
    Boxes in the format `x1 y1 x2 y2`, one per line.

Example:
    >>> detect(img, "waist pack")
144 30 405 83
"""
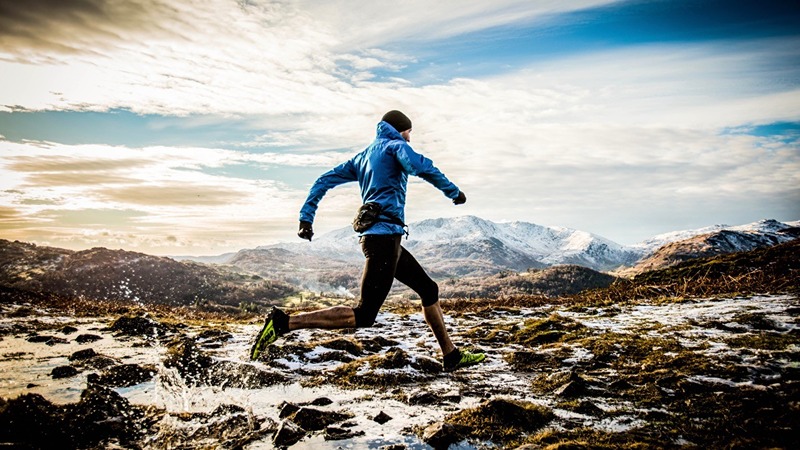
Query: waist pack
352 202 408 236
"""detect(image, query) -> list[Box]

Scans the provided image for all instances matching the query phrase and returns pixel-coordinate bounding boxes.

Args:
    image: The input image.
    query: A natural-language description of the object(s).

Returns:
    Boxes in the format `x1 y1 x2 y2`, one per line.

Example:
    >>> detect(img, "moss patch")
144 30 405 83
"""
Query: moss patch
510 314 588 347
443 398 554 446
726 330 799 351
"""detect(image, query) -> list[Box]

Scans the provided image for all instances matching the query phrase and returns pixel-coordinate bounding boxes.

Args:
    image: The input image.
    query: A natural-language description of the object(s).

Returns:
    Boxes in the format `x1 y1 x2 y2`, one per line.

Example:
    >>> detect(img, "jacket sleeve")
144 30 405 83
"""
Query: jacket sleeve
299 160 358 223
395 143 460 199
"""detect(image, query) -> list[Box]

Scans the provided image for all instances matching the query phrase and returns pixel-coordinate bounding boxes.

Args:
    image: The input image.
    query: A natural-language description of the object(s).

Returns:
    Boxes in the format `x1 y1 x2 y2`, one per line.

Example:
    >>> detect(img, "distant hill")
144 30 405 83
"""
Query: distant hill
574 238 800 303
438 265 619 299
0 240 297 311
2 218 796 308
217 217 798 294
626 220 800 274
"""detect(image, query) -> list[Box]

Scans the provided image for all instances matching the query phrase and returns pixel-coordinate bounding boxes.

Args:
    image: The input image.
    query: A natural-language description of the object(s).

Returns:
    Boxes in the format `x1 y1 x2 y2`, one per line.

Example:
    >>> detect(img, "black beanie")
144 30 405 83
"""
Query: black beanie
381 110 412 133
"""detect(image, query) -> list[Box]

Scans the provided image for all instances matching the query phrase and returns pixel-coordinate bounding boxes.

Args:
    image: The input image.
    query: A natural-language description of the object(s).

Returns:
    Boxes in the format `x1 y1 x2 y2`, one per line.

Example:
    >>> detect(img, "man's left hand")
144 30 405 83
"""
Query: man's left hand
298 221 314 241
453 191 467 205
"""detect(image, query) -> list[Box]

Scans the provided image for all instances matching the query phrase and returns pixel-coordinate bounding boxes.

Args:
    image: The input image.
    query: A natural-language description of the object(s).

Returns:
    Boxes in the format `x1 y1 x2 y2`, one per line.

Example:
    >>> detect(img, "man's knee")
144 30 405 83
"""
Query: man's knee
420 281 439 307
352 306 379 328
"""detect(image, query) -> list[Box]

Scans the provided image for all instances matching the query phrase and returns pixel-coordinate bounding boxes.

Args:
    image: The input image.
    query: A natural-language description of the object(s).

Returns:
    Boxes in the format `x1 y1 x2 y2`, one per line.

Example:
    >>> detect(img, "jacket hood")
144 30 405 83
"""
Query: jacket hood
377 121 405 140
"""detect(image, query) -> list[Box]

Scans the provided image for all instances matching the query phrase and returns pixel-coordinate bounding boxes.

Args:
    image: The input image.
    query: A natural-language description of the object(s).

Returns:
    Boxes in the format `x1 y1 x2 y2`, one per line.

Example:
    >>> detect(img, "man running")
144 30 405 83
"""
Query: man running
250 110 486 371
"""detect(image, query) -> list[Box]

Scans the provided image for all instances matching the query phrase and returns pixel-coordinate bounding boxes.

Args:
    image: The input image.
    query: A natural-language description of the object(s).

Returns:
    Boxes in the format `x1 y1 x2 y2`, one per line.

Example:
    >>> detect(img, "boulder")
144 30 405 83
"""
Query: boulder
408 390 439 405
96 364 157 387
422 422 462 450
371 348 412 370
372 411 393 425
278 401 301 419
162 337 212 383
290 407 353 431
309 397 333 406
273 420 306 448
64 384 143 447
109 315 169 338
412 356 442 374
69 348 98 361
0 393 67 446
324 425 365 440
51 365 79 379
75 334 103 344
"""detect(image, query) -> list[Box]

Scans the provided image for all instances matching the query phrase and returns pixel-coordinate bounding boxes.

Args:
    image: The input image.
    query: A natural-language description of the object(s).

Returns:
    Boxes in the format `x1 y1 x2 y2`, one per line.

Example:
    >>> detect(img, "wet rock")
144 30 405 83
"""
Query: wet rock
51 365 79 379
554 379 586 398
81 355 119 370
211 403 246 416
196 328 232 342
0 393 66 446
205 360 288 388
563 400 605 417
96 364 156 387
109 314 169 338
162 337 212 383
69 348 98 361
259 342 313 362
309 397 333 406
324 425 365 440
26 334 68 345
290 406 354 431
75 333 103 343
319 337 363 356
59 325 78 334
65 384 143 447
372 348 412 369
442 390 462 403
412 355 442 374
273 420 306 448
372 411 393 424
7 306 35 318
553 372 593 398
379 445 407 450
308 350 356 364
279 402 301 418
408 390 439 405
421 422 462 450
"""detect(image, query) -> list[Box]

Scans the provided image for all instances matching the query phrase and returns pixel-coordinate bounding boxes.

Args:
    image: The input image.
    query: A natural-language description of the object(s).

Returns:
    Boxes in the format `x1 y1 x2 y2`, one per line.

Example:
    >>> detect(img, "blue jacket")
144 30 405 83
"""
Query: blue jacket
299 121 461 235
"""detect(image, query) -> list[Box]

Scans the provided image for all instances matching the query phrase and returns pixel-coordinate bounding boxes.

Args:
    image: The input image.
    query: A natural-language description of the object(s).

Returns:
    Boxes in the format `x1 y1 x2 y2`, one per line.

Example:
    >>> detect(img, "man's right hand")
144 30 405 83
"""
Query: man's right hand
298 221 314 241
453 191 467 205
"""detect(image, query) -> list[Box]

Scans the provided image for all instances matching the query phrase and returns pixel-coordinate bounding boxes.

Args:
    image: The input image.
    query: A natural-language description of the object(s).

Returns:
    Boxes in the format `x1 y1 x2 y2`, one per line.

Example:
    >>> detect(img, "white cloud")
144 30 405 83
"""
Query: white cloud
0 140 315 254
0 0 798 251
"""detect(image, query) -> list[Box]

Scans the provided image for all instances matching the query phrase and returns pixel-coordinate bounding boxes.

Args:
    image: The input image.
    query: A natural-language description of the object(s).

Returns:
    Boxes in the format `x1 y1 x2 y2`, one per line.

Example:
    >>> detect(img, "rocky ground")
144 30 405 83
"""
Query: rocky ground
0 292 798 449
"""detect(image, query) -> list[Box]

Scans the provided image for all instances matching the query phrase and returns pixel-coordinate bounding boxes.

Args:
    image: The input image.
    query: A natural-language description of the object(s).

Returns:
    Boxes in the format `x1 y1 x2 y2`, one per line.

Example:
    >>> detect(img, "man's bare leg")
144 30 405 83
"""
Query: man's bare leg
288 306 356 331
423 302 456 356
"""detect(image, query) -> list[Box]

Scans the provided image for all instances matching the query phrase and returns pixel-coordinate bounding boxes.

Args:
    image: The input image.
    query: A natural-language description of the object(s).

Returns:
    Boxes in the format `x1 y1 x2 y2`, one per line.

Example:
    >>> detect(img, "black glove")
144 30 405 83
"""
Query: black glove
298 221 314 241
453 191 467 205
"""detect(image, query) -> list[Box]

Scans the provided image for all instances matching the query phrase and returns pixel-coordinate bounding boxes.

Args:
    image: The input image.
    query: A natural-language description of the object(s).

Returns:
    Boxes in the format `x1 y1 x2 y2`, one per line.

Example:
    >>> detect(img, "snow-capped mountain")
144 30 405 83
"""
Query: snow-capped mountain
628 219 800 273
262 216 641 274
250 216 799 277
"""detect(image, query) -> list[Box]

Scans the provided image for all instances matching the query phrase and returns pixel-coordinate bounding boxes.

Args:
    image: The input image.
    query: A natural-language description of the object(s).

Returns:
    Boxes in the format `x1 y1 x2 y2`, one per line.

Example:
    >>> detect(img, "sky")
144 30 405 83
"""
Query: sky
1 0 798 256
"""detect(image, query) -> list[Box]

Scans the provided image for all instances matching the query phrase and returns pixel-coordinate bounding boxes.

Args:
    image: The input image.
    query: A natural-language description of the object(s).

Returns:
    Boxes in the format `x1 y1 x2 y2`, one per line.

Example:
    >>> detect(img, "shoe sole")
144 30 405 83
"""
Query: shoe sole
250 316 277 360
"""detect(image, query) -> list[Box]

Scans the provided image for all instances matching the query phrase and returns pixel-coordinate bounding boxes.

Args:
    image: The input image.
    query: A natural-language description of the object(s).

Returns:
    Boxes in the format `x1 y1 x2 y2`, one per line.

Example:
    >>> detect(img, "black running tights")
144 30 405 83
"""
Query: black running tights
352 234 439 327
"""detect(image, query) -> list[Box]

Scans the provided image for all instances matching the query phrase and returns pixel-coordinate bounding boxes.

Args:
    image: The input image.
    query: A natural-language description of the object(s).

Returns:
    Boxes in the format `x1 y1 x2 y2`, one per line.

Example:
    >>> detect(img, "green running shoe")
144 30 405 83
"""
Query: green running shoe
443 348 486 372
250 308 286 360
